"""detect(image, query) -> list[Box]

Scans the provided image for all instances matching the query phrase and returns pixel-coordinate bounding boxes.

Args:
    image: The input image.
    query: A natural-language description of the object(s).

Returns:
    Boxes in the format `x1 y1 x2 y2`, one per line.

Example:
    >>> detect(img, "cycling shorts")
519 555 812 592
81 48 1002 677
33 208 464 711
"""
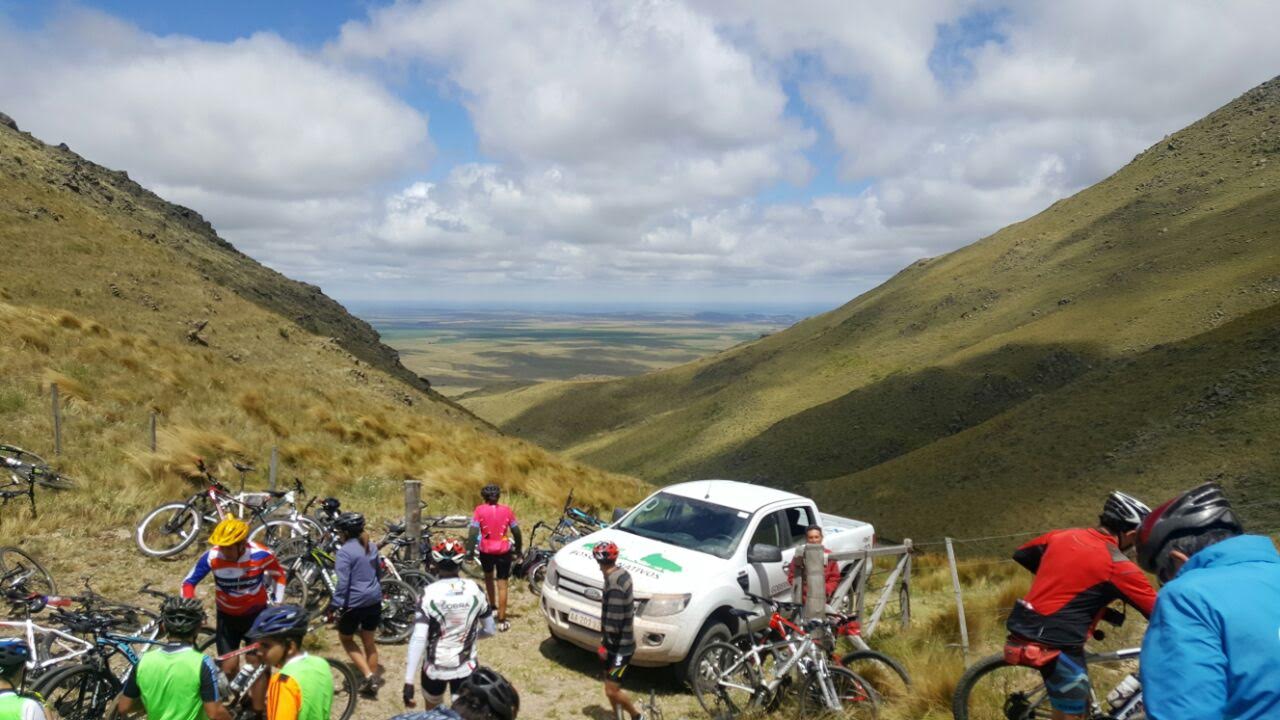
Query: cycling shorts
601 650 632 686
337 601 382 635
421 672 467 704
478 553 512 580
215 609 262 655
1039 649 1090 715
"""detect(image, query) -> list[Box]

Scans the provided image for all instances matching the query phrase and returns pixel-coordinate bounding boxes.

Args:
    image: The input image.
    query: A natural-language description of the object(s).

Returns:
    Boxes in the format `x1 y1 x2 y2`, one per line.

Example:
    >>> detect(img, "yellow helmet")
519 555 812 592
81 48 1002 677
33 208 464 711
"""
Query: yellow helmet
209 517 249 546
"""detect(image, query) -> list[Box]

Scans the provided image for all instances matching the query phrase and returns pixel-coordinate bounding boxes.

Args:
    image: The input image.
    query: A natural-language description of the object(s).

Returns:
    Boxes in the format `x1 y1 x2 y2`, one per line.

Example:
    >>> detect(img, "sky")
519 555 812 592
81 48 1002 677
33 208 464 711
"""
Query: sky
2 1 1280 310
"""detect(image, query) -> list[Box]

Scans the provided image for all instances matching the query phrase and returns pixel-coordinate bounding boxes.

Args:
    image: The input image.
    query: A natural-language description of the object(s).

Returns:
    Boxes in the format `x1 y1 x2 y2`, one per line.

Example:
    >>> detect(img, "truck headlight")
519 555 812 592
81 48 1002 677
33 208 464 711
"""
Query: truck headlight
546 558 558 589
642 593 691 617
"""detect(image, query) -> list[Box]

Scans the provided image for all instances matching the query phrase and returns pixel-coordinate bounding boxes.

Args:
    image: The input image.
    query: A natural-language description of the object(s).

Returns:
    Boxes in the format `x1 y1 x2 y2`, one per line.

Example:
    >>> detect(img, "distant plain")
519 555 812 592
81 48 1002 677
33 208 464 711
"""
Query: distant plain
360 307 804 397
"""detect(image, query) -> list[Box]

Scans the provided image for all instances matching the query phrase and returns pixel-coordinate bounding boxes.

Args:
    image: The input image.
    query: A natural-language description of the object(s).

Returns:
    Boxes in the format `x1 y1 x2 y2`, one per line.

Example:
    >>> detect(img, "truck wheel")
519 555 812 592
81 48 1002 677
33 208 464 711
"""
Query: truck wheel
676 620 731 688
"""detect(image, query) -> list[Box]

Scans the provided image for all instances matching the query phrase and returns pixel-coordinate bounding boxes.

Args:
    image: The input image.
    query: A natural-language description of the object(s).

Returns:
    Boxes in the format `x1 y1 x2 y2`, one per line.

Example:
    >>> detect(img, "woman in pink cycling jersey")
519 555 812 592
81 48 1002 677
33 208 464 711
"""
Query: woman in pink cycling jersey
467 484 522 632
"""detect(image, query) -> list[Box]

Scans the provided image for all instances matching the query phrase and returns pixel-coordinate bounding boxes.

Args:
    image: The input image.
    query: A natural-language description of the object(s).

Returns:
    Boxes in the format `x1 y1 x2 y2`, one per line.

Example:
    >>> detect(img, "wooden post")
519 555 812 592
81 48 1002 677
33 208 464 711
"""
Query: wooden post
855 551 870 620
268 447 279 491
50 383 62 456
149 412 158 452
804 542 825 620
405 479 423 564
901 539 913 629
946 537 970 661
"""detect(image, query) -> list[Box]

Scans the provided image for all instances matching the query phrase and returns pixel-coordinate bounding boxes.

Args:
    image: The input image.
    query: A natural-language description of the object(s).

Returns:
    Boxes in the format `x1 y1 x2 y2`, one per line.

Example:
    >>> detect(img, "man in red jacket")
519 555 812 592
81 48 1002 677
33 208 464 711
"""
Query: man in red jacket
787 525 840 603
1005 491 1158 720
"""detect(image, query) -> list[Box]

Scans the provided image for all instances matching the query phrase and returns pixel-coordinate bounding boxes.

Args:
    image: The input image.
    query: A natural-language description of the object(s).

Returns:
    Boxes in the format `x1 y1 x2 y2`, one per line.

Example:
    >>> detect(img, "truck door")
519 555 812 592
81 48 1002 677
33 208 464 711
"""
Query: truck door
743 510 791 600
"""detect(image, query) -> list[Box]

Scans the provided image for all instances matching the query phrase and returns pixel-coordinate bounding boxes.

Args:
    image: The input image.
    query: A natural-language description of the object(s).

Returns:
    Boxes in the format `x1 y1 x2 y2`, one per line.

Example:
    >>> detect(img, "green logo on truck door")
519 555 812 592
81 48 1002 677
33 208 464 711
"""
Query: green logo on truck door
582 543 684 574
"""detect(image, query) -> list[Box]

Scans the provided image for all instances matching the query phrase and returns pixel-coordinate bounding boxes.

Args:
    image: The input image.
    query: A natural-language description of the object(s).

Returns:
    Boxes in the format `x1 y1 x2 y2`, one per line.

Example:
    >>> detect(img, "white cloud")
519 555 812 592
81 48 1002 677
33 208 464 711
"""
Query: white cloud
0 8 428 201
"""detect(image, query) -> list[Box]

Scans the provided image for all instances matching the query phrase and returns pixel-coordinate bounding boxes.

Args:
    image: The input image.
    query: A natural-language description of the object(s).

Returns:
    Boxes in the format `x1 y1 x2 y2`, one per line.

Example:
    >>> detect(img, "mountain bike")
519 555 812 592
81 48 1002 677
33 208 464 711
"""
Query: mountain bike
134 461 320 557
691 594 879 718
276 535 418 644
514 520 558 596
376 521 435 594
0 546 57 599
952 607 1144 719
1 445 76 518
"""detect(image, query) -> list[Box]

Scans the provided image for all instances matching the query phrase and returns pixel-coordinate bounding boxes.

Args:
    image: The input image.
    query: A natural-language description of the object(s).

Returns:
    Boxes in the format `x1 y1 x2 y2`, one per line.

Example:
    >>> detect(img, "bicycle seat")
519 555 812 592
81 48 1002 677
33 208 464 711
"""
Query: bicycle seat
727 608 757 620
266 490 288 498
385 521 406 534
233 462 256 473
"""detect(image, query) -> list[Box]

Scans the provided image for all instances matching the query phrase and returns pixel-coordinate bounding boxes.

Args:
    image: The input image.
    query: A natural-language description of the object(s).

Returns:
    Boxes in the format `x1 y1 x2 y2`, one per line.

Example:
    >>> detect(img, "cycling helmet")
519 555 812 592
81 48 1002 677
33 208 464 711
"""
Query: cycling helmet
432 538 467 568
481 484 501 501
209 517 250 546
334 512 365 536
320 497 341 513
0 639 30 673
591 541 619 563
1100 490 1151 532
160 597 206 637
245 603 309 640
456 666 519 720
1138 482 1243 581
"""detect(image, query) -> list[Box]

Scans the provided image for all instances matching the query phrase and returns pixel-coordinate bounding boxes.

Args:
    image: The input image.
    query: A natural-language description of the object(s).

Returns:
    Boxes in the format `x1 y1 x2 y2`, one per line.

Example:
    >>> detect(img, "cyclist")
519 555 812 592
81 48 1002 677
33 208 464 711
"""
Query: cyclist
248 604 333 720
1137 482 1280 719
182 516 286 710
389 667 519 720
404 539 496 711
786 525 840 602
467 484 522 632
331 511 382 698
0 639 45 720
116 597 231 720
1004 491 1157 720
594 541 643 720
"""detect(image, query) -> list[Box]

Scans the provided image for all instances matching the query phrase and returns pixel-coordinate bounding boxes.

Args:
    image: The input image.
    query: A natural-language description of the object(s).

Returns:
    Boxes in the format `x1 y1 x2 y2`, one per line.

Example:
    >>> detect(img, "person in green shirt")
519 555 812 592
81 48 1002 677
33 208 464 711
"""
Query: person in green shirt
247 604 333 720
0 639 46 720
116 597 230 720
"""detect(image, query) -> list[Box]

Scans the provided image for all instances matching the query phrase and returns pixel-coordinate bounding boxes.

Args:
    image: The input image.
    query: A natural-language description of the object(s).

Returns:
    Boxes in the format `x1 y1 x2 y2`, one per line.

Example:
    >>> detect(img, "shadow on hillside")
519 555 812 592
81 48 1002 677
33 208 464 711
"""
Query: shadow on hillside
674 341 1110 488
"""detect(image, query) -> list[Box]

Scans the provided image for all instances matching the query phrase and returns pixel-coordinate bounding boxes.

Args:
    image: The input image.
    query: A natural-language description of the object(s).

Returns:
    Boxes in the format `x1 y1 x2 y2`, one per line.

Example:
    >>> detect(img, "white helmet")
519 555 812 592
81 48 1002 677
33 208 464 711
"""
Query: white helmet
1101 490 1151 532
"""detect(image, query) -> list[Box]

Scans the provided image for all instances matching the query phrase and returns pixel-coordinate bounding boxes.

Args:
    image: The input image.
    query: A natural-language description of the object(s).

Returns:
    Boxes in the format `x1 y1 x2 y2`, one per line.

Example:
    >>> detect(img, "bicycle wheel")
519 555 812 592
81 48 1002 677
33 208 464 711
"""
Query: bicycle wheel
398 569 433 596
952 653 1053 720
35 662 120 720
328 657 359 720
283 567 313 615
839 649 912 700
798 666 879 718
135 501 202 558
0 546 56 595
690 640 762 719
250 519 313 549
376 578 418 644
526 559 548 596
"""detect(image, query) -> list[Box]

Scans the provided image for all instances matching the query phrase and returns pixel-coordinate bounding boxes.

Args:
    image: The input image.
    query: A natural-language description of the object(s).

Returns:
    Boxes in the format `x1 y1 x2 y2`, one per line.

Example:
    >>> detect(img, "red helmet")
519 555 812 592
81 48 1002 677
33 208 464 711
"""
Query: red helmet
591 541 619 563
432 538 468 567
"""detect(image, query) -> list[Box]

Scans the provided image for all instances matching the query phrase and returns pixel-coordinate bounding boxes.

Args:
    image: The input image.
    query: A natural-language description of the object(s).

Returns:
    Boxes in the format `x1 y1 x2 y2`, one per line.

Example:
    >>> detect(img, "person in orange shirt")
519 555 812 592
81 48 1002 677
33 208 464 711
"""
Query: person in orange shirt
247 604 333 720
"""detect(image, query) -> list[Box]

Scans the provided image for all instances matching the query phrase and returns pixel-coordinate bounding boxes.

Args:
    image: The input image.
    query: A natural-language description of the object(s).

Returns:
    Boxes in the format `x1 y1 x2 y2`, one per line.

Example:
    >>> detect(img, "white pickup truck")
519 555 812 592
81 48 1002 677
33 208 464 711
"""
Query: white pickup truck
539 480 875 683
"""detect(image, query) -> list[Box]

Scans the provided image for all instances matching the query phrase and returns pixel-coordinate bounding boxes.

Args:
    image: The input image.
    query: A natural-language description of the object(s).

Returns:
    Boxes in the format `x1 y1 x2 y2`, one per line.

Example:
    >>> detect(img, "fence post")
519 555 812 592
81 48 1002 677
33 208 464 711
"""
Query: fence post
149 412 158 452
268 447 279 491
946 537 970 661
803 542 825 621
855 550 870 620
901 539 913 629
50 383 62 456
405 479 423 563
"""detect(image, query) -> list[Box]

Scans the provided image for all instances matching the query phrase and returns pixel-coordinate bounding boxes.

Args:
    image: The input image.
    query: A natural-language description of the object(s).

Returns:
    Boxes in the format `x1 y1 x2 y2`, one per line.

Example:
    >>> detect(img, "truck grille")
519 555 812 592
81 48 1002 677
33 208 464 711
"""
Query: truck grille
557 570 603 602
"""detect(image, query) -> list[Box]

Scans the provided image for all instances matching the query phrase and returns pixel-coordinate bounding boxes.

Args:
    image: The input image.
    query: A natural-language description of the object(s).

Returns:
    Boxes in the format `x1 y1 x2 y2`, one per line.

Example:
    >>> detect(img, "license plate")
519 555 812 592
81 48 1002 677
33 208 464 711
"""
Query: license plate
567 608 602 632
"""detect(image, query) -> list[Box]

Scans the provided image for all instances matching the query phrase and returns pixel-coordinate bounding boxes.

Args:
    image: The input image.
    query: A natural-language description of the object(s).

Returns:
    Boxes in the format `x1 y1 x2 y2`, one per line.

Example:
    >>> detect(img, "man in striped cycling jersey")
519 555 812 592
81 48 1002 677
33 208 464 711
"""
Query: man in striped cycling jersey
182 517 286 711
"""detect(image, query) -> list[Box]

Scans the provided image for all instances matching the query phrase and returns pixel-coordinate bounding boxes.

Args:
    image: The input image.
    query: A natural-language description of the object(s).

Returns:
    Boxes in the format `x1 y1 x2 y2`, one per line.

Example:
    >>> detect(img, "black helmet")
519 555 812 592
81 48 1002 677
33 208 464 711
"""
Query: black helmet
246 603 309 640
320 497 341 513
160 597 206 637
0 639 30 673
1138 482 1243 581
334 512 365 536
456 666 519 720
1100 490 1151 532
481 484 501 501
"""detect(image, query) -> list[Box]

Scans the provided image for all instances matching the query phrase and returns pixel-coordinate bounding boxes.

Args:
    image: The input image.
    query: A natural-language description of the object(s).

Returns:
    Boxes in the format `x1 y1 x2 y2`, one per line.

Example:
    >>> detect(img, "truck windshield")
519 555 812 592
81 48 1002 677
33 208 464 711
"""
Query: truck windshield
615 492 749 559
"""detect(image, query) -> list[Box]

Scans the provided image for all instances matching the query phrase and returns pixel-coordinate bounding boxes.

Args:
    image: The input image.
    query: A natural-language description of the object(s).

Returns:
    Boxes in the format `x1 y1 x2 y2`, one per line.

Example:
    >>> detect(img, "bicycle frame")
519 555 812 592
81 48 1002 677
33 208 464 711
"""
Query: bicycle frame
0 619 93 672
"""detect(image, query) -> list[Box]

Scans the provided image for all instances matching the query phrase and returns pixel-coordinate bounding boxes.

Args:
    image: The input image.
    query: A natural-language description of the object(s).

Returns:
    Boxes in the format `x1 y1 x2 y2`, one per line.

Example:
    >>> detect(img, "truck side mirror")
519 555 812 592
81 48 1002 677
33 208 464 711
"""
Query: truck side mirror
611 507 629 523
747 543 782 564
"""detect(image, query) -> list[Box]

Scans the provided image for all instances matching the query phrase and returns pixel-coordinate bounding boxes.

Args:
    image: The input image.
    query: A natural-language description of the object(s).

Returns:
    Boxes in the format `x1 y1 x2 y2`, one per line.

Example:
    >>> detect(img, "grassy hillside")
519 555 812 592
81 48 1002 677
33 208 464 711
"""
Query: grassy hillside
0 112 643 537
470 76 1280 537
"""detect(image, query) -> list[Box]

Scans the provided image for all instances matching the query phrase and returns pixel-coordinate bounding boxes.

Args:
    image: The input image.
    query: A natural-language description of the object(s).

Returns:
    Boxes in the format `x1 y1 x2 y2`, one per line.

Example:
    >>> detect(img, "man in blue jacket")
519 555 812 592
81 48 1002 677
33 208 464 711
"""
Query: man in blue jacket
1136 482 1280 719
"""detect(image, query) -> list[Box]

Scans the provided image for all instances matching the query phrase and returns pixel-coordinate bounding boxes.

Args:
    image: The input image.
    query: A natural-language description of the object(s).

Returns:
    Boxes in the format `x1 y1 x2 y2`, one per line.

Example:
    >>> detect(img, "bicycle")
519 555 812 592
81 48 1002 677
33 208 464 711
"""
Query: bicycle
616 688 665 720
199 642 359 720
376 520 435 594
952 607 1144 720
276 535 418 644
1 445 76 518
691 593 879 718
0 546 57 600
134 461 321 558
513 520 558 596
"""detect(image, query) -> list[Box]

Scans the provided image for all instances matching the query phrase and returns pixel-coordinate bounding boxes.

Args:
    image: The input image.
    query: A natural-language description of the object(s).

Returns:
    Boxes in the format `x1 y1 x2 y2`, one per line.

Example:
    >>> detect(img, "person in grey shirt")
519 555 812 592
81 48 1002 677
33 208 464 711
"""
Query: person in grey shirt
332 512 383 697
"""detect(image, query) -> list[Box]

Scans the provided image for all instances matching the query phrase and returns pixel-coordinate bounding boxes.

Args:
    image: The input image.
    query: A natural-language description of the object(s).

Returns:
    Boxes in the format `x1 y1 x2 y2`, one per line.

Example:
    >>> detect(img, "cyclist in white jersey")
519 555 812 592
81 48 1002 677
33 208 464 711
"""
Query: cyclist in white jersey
403 539 496 711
